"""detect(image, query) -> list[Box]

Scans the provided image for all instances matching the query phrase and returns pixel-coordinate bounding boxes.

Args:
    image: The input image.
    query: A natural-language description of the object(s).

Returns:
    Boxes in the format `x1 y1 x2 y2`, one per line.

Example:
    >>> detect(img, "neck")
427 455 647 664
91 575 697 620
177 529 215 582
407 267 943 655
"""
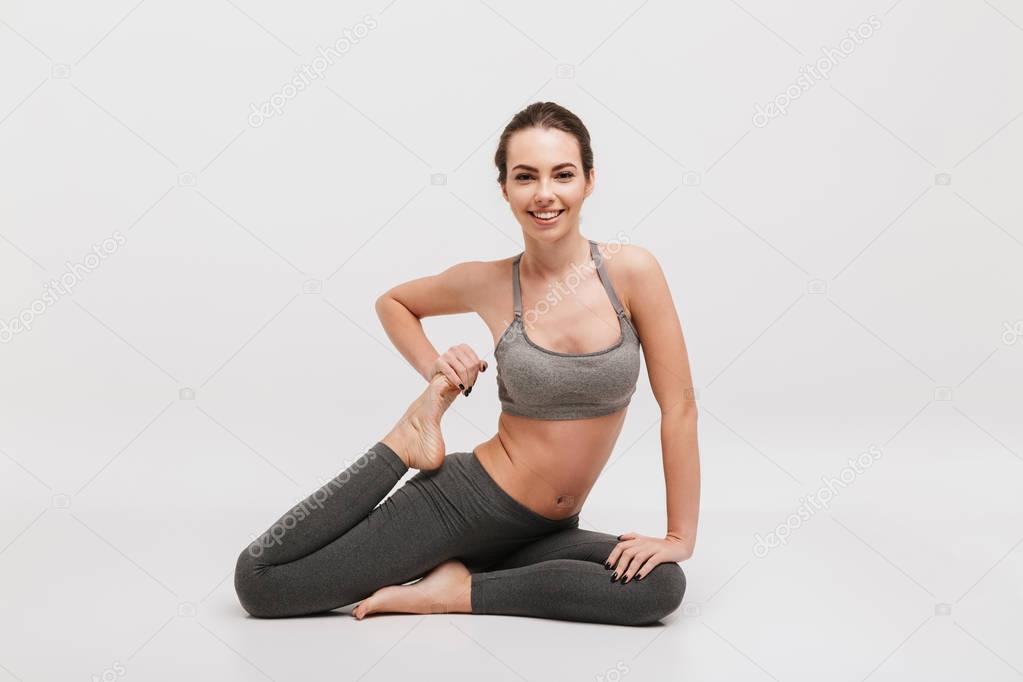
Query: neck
520 233 592 281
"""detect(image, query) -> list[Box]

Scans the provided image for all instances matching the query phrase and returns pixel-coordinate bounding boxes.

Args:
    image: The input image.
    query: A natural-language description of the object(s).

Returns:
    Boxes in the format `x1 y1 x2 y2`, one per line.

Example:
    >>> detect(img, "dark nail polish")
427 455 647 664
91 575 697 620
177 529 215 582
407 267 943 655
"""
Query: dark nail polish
467 386 472 395
459 384 464 390
611 572 618 582
636 574 643 581
623 576 631 584
604 562 611 570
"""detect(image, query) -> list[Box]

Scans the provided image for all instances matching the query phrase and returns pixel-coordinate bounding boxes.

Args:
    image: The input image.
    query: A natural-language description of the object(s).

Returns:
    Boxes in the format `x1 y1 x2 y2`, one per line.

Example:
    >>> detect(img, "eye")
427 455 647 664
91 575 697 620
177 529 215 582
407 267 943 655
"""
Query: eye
515 173 532 181
557 171 575 180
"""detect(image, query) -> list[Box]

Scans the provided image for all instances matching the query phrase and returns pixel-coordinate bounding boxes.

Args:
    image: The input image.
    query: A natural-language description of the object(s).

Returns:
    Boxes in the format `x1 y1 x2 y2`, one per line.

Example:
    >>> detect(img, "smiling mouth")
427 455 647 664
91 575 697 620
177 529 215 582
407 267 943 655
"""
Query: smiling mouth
529 209 565 219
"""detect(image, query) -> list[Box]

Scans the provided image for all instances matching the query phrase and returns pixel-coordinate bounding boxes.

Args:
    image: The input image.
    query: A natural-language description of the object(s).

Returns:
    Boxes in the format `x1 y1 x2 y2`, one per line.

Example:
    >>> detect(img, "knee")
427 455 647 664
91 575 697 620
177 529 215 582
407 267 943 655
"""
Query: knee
234 544 279 619
634 562 686 625
660 562 687 617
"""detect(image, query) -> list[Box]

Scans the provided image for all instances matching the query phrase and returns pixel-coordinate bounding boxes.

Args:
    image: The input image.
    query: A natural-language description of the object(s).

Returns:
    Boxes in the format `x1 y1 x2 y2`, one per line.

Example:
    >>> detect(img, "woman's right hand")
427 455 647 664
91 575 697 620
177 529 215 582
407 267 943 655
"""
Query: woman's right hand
430 345 488 397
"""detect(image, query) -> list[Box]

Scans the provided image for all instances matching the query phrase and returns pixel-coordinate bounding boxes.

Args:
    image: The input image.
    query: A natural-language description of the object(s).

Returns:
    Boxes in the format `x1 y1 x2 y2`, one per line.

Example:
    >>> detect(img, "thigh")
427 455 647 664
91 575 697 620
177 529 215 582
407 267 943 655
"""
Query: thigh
483 528 618 572
237 472 466 617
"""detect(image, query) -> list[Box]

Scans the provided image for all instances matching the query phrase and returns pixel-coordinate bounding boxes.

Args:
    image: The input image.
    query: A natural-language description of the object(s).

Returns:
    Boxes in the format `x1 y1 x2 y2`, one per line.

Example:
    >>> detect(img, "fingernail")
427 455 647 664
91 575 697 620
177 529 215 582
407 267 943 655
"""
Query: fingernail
604 562 611 570
636 574 643 581
611 572 618 582
467 386 472 395
623 576 631 584
459 384 464 390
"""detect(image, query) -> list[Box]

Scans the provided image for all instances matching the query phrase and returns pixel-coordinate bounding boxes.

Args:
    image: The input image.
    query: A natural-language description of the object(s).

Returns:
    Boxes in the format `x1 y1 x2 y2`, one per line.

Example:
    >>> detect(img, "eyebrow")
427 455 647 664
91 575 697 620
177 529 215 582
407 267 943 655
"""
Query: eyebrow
510 163 578 172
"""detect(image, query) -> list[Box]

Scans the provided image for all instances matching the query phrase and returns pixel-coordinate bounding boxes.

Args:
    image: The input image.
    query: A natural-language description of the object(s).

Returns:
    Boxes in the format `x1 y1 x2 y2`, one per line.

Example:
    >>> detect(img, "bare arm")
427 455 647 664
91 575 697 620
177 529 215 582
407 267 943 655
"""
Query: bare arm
622 244 700 556
375 260 485 381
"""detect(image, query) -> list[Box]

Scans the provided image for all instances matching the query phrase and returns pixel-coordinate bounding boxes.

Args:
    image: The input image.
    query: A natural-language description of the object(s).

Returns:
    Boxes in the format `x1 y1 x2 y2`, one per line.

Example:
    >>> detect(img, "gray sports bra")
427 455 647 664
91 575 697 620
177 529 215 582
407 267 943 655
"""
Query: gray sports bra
494 240 642 420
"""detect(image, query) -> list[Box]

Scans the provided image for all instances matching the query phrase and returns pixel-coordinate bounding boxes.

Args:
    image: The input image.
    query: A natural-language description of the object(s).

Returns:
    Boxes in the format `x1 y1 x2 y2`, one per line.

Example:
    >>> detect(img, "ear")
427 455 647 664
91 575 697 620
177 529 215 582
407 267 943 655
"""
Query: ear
500 181 509 202
584 168 596 198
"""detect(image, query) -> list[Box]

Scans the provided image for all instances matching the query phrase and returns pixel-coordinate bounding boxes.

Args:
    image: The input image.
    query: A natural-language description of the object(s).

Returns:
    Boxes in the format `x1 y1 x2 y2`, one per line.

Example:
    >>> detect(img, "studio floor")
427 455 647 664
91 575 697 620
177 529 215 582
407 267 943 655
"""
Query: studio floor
3 427 1021 681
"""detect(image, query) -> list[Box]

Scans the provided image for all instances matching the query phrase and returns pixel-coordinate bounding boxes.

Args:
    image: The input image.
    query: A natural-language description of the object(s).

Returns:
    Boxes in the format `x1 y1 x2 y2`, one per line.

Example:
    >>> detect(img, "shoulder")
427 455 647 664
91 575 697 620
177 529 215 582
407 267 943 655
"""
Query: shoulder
472 253 519 282
438 254 514 283
596 241 663 286
451 253 518 301
595 242 666 316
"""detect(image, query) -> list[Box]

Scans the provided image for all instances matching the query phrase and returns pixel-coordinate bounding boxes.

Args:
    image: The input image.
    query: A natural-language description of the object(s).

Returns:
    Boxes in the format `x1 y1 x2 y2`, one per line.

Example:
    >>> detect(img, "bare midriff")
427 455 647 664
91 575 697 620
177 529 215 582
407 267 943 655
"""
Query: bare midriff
472 406 629 521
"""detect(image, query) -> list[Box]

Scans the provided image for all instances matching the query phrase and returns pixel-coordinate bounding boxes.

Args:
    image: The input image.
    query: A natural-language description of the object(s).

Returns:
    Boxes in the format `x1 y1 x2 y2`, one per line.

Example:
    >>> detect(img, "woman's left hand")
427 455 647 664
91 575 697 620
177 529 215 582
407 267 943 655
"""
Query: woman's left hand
604 532 693 584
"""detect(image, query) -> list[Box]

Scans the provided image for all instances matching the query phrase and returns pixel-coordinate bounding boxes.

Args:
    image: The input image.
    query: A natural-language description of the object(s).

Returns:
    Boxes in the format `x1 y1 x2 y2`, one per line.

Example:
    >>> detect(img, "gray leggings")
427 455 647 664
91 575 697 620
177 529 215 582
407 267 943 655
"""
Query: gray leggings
234 441 685 626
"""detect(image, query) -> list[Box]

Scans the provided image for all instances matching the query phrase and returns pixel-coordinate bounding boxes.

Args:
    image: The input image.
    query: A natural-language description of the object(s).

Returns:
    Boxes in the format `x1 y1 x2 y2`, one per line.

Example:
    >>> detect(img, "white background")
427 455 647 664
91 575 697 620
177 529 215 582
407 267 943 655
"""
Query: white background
1 0 1022 680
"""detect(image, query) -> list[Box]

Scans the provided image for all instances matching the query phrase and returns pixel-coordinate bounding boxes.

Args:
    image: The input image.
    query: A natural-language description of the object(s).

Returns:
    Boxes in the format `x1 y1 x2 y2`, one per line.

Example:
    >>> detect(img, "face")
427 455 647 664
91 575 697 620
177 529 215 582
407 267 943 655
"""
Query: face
500 126 595 238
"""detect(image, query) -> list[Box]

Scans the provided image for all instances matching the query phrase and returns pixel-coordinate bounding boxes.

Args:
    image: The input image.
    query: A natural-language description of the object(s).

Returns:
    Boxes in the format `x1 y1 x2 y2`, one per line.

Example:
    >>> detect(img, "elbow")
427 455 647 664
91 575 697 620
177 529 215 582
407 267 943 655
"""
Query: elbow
375 293 393 319
376 293 419 322
663 401 698 424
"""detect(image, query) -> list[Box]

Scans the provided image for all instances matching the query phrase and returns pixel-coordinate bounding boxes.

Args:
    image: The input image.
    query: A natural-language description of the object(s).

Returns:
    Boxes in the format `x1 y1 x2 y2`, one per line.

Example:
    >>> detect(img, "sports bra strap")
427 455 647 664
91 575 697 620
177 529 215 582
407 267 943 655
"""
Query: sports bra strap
589 240 626 317
511 253 523 317
513 242 625 319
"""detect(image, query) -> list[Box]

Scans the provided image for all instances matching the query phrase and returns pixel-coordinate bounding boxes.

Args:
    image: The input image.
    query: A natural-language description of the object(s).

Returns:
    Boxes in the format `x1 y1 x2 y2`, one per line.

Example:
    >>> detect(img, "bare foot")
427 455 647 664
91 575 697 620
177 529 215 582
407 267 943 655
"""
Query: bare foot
381 374 461 471
352 559 472 619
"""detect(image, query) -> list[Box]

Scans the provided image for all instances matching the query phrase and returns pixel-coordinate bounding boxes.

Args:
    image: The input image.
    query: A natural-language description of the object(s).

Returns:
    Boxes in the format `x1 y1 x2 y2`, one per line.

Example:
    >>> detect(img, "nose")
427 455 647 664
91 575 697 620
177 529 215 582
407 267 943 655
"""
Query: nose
534 177 556 204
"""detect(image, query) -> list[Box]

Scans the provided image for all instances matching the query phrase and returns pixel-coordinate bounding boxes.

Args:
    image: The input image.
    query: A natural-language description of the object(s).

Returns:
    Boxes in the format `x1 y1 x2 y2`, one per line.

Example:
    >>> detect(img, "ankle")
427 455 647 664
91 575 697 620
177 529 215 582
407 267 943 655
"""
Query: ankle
460 575 473 613
380 428 414 469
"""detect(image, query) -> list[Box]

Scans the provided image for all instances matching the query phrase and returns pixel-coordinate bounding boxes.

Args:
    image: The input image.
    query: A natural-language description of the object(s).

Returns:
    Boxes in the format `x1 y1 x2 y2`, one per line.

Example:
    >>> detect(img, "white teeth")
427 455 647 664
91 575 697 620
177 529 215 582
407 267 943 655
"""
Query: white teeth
533 210 562 220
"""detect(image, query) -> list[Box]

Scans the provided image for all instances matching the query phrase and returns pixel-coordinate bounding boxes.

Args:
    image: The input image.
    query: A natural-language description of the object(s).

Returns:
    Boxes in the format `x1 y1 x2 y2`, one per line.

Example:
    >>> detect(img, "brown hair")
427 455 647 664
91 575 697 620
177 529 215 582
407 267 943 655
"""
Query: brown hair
493 101 594 186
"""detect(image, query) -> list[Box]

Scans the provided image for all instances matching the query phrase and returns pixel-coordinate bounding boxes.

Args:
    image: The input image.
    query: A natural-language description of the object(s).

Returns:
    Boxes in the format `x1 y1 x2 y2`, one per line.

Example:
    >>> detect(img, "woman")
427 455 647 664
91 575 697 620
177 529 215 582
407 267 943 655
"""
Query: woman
234 101 700 626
